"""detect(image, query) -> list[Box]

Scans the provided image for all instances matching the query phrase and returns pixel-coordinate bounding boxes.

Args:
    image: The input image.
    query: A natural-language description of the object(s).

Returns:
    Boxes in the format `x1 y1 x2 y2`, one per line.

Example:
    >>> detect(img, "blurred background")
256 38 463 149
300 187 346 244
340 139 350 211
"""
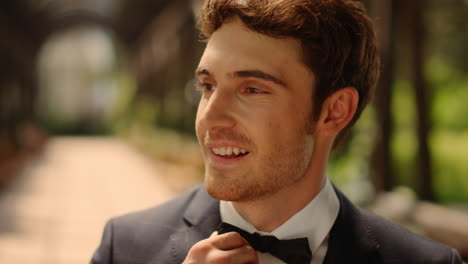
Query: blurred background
0 0 467 263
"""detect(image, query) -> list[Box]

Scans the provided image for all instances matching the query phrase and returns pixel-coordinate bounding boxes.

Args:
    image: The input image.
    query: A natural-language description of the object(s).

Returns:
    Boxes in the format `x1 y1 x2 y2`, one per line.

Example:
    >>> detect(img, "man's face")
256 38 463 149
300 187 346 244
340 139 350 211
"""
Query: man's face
195 18 316 202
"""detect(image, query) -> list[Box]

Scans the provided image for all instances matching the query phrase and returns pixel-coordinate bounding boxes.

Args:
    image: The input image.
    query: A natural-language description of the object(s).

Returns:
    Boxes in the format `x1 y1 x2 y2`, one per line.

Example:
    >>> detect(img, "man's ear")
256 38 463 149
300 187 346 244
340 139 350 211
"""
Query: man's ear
316 87 359 137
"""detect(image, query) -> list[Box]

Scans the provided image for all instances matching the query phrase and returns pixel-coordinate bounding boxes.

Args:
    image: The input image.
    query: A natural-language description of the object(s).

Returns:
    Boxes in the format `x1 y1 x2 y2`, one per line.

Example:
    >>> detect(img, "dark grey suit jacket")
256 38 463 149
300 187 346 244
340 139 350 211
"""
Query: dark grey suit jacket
90 185 462 264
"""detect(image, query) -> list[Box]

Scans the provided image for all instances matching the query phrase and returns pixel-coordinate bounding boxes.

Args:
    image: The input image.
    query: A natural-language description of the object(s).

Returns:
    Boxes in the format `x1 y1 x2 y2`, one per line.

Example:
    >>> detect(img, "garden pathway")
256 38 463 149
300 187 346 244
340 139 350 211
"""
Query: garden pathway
0 137 178 264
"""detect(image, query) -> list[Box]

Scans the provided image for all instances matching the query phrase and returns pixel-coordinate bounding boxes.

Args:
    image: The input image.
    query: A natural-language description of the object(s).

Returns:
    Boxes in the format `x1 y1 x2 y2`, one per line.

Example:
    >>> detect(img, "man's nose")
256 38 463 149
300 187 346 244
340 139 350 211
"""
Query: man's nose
202 88 236 131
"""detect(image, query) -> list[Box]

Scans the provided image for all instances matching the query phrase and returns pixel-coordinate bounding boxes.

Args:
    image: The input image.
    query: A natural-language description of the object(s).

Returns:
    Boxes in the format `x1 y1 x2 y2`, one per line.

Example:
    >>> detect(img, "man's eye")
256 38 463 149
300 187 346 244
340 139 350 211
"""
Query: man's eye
245 87 264 94
196 82 214 92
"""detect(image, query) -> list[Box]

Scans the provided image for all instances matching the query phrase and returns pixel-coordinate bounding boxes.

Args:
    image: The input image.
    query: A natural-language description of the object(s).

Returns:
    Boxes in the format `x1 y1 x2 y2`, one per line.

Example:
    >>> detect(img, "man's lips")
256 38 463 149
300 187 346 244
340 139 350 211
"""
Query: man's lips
209 150 249 165
206 144 251 164
211 146 249 156
211 150 249 160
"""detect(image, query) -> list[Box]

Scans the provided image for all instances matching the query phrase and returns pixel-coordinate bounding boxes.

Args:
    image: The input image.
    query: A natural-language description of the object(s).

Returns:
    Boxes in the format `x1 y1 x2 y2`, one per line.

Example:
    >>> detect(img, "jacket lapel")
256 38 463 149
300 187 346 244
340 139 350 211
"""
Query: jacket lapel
169 186 222 263
324 187 380 264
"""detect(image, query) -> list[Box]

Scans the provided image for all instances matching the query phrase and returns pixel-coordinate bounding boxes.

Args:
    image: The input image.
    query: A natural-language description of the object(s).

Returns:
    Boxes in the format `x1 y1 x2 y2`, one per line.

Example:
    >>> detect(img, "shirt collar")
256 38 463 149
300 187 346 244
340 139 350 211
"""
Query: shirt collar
220 177 340 254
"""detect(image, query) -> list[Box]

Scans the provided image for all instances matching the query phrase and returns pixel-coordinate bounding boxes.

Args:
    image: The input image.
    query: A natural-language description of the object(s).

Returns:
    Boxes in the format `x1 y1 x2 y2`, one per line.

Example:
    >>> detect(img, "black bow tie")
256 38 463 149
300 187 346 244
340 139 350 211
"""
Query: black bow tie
217 222 312 264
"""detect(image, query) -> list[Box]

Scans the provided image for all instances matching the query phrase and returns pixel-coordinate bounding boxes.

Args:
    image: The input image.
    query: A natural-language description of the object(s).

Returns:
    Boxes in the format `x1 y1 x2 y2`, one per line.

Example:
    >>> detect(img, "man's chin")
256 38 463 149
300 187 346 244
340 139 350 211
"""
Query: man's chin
205 181 241 201
204 174 248 201
204 178 267 202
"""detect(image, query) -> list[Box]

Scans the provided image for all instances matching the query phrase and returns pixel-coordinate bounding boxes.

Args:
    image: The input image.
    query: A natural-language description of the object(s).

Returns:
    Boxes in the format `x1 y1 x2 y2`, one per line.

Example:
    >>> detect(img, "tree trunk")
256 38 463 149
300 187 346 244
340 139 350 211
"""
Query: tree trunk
409 0 434 201
370 0 395 192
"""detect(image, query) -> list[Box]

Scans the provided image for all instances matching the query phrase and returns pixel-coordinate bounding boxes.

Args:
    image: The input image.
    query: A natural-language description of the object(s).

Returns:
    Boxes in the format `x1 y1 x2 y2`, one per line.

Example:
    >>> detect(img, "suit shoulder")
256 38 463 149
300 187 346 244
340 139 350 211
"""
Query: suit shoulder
92 185 210 263
111 184 203 229
357 207 462 263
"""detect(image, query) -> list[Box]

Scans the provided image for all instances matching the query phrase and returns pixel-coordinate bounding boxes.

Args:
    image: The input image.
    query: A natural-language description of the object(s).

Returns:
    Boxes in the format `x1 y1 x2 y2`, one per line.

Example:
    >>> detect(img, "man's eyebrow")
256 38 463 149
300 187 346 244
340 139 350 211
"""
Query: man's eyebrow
232 70 287 87
195 68 287 87
195 68 211 77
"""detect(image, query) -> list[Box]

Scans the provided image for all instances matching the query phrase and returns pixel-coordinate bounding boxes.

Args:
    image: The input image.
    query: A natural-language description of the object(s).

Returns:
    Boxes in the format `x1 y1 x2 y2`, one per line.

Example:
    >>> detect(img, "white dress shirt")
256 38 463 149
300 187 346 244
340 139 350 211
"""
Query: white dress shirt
220 178 340 264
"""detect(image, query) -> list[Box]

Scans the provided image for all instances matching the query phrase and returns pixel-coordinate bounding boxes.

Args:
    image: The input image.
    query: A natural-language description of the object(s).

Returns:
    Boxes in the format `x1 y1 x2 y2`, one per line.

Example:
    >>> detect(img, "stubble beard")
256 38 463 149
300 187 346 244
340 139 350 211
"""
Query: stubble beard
205 132 314 202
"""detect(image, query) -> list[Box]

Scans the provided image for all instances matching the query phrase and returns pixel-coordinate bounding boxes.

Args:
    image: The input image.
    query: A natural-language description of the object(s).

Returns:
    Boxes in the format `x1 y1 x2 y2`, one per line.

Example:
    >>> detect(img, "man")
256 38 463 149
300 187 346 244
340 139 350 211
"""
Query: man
91 0 463 263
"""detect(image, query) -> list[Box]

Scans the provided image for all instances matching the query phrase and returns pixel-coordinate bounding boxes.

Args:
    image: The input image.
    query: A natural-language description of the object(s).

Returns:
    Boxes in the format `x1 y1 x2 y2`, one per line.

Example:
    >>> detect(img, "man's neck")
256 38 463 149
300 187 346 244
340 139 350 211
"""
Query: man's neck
232 171 326 232
230 138 332 232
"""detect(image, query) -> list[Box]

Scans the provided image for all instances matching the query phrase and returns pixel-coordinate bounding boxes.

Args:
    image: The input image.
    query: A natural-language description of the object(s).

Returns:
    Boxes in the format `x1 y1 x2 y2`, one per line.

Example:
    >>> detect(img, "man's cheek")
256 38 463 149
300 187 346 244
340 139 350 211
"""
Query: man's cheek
195 114 204 143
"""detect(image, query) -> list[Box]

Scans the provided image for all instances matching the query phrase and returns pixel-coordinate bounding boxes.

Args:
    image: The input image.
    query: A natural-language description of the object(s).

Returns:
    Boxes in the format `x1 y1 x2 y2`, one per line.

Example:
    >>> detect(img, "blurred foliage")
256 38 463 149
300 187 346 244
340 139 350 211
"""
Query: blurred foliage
427 0 468 74
110 74 203 173
429 58 468 131
390 56 468 203
432 131 468 202
37 27 123 135
115 116 203 173
327 0 468 203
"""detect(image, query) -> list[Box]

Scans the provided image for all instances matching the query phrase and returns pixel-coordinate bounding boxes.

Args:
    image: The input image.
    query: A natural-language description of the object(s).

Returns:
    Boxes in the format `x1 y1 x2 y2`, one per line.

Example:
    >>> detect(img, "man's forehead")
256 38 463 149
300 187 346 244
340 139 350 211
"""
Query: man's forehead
197 17 314 87
203 19 303 62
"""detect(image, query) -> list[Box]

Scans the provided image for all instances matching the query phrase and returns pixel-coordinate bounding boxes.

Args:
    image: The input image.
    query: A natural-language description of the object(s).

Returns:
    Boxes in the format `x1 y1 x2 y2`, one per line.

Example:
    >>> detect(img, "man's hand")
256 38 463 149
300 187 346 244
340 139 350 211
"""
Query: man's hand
183 232 258 264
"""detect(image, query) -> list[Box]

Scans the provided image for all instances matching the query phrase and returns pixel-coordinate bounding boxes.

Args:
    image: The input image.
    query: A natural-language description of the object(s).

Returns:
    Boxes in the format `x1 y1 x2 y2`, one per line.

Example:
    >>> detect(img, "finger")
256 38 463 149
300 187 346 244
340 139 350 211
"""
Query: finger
209 231 218 238
212 232 250 250
229 245 258 264
213 245 258 264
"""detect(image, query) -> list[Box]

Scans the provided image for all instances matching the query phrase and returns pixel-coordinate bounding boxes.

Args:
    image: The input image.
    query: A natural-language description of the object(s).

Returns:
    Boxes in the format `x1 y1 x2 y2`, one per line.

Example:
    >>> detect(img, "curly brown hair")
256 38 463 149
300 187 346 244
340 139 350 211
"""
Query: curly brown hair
197 0 380 145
